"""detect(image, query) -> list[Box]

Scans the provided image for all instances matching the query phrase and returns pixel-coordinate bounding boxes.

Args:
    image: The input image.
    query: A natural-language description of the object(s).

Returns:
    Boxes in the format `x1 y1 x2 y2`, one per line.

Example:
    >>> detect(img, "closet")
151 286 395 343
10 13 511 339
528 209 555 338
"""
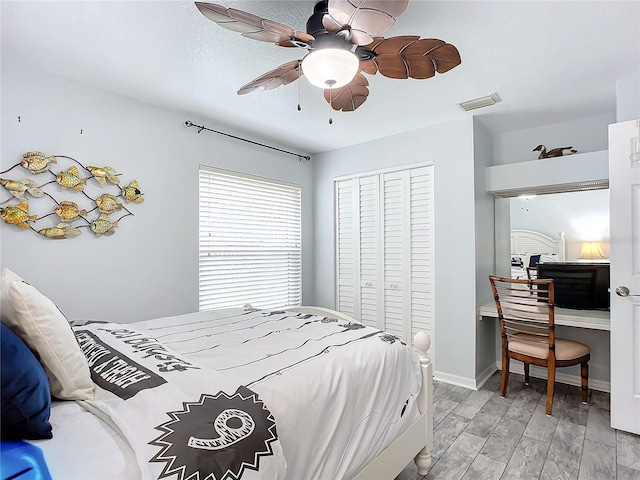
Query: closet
334 163 434 344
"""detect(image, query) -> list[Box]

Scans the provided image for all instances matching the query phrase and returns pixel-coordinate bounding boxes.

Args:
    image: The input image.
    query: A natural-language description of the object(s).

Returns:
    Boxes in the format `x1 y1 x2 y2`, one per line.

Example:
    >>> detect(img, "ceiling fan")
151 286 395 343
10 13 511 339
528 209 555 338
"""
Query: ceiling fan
195 0 461 113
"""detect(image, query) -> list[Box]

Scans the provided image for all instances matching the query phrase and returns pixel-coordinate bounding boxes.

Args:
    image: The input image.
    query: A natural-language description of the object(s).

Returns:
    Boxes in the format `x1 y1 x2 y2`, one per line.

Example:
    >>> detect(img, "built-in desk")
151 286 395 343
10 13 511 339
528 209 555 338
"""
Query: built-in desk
478 302 610 331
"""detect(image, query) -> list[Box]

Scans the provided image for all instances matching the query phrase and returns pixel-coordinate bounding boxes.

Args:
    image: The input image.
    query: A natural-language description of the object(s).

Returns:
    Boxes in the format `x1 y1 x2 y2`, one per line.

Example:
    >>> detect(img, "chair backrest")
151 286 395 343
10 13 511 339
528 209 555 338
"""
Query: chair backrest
526 266 537 280
488 276 555 349
528 254 542 268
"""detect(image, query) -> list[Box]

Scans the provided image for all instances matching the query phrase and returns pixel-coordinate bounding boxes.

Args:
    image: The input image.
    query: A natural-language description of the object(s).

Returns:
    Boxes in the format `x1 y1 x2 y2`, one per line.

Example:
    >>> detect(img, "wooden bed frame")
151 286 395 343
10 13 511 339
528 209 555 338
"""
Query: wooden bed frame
285 306 433 479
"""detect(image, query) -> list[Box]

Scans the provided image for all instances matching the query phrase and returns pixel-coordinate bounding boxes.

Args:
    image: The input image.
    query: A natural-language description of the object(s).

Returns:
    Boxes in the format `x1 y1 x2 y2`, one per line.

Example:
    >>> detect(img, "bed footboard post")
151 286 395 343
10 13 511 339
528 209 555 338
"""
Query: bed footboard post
413 332 433 475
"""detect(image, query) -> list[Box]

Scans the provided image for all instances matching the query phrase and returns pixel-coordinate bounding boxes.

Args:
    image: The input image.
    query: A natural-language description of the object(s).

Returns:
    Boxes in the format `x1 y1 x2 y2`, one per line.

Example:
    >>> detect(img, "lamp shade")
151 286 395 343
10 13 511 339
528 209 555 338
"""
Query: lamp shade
579 241 605 260
301 48 359 89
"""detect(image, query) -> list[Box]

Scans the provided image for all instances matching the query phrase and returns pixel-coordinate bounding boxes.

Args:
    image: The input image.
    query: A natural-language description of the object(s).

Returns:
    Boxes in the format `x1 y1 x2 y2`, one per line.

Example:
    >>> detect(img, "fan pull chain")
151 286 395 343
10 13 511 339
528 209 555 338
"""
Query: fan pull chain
297 63 302 111
327 80 335 125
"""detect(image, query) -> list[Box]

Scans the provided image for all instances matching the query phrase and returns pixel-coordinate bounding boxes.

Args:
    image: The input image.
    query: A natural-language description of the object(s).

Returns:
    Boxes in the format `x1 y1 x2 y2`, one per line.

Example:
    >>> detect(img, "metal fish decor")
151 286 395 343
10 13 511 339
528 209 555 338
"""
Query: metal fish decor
0 151 145 239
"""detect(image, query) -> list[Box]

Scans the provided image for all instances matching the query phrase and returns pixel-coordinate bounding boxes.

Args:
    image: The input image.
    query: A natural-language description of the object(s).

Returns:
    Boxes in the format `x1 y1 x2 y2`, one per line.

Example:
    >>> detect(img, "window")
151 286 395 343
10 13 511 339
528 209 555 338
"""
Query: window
199 166 302 310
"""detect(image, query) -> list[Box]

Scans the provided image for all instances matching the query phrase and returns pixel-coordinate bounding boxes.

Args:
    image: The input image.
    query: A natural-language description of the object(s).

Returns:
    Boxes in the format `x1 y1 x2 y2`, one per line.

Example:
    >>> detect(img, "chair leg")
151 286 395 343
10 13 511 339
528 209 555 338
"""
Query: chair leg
500 353 510 398
581 362 589 404
524 363 530 385
546 363 556 416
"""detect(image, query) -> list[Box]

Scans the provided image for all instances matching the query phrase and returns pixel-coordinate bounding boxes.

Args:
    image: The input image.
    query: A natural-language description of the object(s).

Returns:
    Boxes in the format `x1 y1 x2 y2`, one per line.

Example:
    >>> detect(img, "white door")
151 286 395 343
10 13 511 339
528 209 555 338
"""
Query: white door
609 119 640 435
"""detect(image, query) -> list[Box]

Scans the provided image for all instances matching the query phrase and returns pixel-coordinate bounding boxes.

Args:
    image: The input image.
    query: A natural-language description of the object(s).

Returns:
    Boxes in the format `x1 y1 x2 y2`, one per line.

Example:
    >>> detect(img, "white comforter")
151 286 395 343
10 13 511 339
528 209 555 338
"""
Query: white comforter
40 308 423 480
73 321 286 480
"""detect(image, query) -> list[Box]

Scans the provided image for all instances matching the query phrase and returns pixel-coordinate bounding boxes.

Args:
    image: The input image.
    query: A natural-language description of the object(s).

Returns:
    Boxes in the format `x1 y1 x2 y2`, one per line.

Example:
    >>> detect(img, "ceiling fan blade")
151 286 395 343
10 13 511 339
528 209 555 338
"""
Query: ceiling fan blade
422 41 463 74
324 0 409 45
323 73 370 111
237 60 302 95
195 2 314 47
364 36 461 79
359 58 378 75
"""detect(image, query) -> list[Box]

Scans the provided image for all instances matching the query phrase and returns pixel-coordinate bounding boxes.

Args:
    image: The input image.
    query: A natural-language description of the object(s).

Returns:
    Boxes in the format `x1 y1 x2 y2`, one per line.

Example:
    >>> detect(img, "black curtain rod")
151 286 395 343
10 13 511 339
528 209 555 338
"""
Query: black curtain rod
184 120 311 161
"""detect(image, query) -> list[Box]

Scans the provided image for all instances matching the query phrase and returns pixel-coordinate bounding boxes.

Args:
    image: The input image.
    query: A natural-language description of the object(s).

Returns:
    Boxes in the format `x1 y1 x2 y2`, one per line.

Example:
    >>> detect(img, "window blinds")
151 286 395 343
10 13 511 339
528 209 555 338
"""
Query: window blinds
199 166 302 310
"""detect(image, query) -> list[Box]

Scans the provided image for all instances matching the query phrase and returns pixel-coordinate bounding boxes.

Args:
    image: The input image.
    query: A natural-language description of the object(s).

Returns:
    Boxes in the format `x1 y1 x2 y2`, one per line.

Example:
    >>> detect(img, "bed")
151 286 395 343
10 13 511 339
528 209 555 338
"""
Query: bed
0 269 433 480
510 229 565 279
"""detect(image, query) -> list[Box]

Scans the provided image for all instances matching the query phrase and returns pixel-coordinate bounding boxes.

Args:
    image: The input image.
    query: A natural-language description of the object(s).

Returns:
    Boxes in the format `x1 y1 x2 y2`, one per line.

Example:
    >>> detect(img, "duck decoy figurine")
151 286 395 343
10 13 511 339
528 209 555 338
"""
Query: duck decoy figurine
533 144 578 159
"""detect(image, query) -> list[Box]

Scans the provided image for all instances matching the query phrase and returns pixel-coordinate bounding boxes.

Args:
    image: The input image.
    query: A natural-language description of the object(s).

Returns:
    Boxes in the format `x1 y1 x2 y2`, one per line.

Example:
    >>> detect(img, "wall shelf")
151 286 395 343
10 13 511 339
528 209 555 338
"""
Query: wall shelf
485 150 609 197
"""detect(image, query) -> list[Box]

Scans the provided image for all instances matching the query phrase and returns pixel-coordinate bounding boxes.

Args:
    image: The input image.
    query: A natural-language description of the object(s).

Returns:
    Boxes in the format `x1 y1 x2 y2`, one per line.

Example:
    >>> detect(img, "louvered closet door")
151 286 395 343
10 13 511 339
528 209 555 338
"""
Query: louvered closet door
408 166 434 341
381 171 406 339
335 164 434 344
335 176 380 326
336 179 357 317
358 175 380 329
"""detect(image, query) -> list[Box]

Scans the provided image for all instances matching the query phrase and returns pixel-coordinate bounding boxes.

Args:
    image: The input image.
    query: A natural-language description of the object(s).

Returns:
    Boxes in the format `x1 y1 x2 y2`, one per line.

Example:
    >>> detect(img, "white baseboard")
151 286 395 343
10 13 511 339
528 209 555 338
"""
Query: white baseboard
475 363 499 390
435 363 609 393
495 361 610 393
434 370 477 390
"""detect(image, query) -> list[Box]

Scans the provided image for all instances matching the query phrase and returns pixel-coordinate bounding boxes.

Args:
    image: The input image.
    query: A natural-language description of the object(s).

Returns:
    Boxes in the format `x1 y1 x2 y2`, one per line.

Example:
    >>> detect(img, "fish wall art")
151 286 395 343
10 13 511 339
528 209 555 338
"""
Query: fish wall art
0 151 145 239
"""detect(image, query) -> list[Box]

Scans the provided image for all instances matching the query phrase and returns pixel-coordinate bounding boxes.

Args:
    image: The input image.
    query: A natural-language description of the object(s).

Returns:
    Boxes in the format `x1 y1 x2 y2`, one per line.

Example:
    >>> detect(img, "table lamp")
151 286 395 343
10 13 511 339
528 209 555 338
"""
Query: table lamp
579 241 605 260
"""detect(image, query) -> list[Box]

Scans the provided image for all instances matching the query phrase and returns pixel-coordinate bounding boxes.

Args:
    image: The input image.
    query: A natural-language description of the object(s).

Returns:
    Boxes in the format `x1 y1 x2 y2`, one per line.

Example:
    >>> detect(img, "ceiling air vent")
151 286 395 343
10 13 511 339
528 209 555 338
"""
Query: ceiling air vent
457 93 501 112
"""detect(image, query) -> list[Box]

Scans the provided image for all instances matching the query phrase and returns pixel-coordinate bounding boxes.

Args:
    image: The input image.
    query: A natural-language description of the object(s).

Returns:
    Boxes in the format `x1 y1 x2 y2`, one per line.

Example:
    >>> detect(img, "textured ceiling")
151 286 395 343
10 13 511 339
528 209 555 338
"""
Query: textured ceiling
2 1 639 154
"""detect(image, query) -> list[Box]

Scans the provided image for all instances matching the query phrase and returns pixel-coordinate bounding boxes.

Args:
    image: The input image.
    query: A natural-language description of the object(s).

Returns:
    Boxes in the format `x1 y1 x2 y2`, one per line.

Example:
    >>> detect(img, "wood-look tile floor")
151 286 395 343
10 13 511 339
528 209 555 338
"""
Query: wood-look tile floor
395 371 640 480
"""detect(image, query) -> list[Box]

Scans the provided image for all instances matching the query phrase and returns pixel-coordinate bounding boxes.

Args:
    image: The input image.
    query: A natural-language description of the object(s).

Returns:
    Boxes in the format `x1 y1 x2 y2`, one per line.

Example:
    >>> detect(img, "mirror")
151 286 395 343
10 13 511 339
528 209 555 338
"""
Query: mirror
493 188 610 279
510 189 610 261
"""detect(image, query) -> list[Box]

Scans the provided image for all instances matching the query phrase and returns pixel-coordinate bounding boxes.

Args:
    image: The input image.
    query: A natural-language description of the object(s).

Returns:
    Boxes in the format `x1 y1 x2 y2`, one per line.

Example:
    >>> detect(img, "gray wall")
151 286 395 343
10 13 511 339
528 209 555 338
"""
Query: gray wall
311 119 479 385
493 113 613 166
616 74 640 122
3 59 485 387
473 121 497 382
2 59 628 390
1 61 316 323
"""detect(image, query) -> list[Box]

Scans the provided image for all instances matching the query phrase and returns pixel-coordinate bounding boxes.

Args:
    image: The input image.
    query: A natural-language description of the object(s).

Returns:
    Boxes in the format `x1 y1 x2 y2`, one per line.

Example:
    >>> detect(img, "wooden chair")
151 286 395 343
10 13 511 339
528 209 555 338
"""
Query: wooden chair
488 275 591 415
525 266 537 280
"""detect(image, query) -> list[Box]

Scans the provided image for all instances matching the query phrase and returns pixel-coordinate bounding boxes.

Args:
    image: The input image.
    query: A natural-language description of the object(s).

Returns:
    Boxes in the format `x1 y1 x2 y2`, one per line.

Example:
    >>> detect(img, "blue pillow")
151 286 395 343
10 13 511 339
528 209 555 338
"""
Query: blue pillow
0 440 52 479
1 323 53 440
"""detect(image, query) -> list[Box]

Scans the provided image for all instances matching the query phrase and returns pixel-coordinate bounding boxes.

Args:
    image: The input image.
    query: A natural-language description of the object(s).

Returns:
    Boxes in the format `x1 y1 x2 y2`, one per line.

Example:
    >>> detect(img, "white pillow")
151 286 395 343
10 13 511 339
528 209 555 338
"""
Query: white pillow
2 267 23 283
3 278 94 401
1 268 24 319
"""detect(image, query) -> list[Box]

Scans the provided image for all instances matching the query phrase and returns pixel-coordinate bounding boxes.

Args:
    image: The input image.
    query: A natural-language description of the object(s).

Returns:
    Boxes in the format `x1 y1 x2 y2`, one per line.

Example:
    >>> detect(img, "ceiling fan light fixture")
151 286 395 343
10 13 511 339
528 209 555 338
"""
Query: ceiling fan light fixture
196 0 462 112
301 48 359 89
